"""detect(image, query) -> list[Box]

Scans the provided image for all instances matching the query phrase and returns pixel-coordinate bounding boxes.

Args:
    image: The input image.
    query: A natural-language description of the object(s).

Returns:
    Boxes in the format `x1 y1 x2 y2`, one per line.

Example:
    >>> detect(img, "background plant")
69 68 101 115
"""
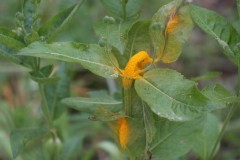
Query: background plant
0 0 240 160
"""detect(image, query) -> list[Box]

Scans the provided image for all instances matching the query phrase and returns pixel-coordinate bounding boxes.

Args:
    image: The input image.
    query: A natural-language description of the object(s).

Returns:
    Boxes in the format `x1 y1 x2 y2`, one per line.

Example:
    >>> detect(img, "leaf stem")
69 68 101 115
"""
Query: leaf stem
123 87 132 116
209 65 240 159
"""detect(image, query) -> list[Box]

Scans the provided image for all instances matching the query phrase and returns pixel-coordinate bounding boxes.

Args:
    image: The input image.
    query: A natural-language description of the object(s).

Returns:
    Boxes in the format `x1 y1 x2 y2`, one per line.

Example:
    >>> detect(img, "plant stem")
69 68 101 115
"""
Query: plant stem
209 65 240 160
123 87 132 116
121 0 127 19
39 83 53 128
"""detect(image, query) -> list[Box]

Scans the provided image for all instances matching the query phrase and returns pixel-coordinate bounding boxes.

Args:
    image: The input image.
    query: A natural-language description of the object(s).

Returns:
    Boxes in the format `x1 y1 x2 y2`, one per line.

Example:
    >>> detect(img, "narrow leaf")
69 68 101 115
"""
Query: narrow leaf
62 97 122 113
190 4 240 65
135 68 209 121
39 1 84 41
0 34 25 50
10 128 48 159
150 0 193 63
18 42 119 79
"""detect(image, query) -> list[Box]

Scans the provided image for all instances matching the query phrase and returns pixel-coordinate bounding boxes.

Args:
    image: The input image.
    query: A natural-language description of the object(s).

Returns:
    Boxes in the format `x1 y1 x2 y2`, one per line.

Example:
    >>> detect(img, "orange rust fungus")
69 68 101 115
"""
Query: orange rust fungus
118 118 129 148
121 51 153 88
166 15 179 34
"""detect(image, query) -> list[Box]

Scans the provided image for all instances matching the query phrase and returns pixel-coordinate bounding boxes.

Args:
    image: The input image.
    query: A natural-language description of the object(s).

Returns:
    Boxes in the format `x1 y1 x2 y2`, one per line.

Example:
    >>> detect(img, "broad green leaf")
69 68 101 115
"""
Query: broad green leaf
192 114 220 160
125 20 151 59
0 33 25 50
18 42 119 79
191 71 221 81
149 116 204 159
62 97 122 113
100 0 144 18
10 128 48 159
150 0 193 63
30 65 60 84
190 4 240 65
90 107 126 121
44 63 70 119
39 1 84 42
202 84 239 110
109 118 146 157
94 20 131 54
135 68 209 121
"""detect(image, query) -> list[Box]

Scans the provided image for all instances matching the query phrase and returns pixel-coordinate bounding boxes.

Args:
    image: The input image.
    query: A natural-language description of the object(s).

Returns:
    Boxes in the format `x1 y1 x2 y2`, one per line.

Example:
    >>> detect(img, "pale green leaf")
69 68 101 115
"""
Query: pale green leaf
190 4 240 65
135 68 209 121
150 0 193 63
39 1 84 42
96 141 121 160
10 128 48 159
18 42 119 79
192 113 220 160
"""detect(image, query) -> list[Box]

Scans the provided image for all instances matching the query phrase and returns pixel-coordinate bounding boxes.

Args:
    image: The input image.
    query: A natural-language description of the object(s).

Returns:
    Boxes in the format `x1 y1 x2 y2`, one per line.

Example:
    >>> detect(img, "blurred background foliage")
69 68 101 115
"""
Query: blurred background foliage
0 0 240 159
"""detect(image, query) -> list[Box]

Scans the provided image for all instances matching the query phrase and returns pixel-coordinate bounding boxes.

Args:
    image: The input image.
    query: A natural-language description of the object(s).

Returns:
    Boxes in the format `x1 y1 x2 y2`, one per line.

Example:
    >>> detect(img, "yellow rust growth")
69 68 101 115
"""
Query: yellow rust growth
121 51 153 88
118 118 129 148
166 15 180 34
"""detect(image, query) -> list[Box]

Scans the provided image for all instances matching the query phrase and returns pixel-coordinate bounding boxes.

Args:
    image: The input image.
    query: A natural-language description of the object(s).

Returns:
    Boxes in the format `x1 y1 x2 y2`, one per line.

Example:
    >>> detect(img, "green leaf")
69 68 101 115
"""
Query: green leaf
0 33 25 50
190 4 240 65
94 20 131 54
149 116 204 159
39 1 84 42
135 68 209 121
192 113 220 160
191 71 221 81
125 20 151 59
142 103 156 146
100 0 144 18
150 0 193 63
18 42 119 79
0 26 22 41
30 65 60 84
0 44 21 64
202 84 239 110
62 97 122 114
10 128 48 159
44 63 70 119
